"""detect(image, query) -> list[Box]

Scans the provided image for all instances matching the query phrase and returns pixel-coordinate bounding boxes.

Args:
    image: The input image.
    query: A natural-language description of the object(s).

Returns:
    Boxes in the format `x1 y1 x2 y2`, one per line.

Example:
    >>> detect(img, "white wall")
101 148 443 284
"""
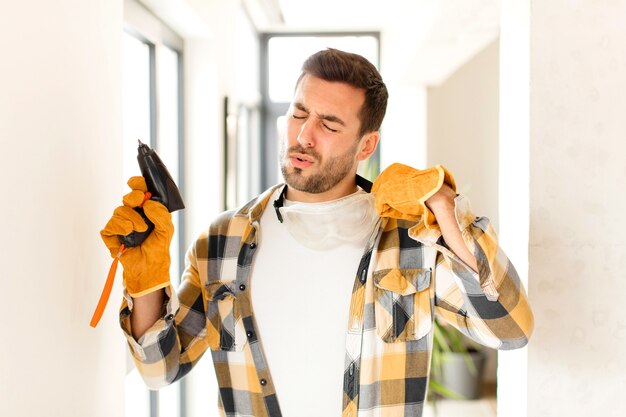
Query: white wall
183 37 224 244
526 1 626 416
426 38 500 385
0 1 253 415
426 39 500 229
497 1 530 416
183 37 223 402
174 2 260 416
379 33 428 170
500 1 626 416
0 1 126 416
181 0 261 239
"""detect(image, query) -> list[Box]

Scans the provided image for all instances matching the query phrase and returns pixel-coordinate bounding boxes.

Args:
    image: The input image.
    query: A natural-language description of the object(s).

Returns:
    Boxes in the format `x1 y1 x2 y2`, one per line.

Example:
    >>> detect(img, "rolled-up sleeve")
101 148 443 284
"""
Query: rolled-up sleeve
119 235 211 389
411 194 534 350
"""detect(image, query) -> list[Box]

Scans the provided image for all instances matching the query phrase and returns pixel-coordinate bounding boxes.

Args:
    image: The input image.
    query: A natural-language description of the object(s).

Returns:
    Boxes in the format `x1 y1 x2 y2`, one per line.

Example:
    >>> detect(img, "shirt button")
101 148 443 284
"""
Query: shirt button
239 284 246 291
260 378 267 386
250 243 257 249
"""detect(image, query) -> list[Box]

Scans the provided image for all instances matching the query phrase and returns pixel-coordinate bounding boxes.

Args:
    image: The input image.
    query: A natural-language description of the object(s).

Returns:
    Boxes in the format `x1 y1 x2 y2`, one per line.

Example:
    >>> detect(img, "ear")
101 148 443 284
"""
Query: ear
356 131 380 161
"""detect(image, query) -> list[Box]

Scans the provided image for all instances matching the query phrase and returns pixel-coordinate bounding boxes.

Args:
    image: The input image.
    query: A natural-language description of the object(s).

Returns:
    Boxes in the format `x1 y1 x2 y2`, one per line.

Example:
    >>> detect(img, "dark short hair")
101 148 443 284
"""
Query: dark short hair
297 48 388 137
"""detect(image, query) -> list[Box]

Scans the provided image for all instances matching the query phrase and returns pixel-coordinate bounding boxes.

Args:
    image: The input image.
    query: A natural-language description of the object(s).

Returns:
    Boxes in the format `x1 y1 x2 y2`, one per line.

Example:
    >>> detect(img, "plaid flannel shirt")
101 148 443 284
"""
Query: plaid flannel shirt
120 184 534 417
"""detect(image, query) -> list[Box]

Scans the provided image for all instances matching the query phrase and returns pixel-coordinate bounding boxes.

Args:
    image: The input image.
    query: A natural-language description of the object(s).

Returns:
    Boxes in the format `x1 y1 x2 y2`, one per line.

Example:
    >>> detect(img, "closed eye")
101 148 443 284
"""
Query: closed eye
323 123 338 133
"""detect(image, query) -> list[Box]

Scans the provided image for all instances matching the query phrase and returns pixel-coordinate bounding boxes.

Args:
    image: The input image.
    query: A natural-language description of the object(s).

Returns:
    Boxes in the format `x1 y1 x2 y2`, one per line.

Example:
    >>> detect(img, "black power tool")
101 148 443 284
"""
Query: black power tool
118 140 185 247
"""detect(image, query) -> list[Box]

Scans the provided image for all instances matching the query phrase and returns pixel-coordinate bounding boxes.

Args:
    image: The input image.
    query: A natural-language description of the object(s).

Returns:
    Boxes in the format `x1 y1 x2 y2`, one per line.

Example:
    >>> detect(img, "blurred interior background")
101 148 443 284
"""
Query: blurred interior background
1 1 625 416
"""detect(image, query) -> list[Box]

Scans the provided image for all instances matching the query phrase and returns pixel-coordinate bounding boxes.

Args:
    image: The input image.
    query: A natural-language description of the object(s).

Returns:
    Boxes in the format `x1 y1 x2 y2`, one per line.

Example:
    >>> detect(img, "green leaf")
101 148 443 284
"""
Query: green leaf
430 317 482 398
428 379 466 400
433 322 452 353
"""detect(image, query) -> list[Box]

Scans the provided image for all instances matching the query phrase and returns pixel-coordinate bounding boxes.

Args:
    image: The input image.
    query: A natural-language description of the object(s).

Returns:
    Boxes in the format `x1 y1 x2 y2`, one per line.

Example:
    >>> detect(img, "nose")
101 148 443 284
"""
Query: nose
296 119 315 148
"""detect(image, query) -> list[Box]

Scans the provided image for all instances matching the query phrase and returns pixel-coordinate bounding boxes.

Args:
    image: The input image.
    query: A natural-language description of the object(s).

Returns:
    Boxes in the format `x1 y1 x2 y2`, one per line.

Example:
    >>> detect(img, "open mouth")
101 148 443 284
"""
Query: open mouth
289 154 315 168
291 153 314 162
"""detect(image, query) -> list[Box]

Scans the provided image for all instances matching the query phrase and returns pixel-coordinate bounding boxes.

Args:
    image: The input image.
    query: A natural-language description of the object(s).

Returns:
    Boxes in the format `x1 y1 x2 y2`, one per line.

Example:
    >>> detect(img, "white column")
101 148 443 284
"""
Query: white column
526 1 626 416
0 1 126 416
497 1 530 416
500 1 626 416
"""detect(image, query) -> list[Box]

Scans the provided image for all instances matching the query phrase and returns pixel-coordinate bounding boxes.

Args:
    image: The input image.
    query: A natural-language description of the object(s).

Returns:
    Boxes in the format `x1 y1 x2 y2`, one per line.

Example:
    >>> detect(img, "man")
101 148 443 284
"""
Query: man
102 48 533 417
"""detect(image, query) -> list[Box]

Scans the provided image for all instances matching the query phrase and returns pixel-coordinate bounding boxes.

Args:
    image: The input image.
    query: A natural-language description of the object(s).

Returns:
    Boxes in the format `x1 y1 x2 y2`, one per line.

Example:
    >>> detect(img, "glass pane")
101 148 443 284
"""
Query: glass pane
268 36 379 103
157 45 180 180
275 115 287 180
236 107 250 205
122 26 184 417
122 32 152 417
122 32 151 181
156 45 182 288
156 45 183 417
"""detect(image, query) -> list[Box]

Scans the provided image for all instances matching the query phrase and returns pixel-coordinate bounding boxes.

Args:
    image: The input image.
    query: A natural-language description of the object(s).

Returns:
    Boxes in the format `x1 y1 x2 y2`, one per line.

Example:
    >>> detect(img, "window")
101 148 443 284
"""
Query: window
122 2 185 416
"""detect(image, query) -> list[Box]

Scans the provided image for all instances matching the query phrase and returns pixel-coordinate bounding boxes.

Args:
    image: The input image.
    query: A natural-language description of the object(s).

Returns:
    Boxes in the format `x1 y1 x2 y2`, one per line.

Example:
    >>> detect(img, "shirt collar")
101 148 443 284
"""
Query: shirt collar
234 183 284 224
235 175 374 225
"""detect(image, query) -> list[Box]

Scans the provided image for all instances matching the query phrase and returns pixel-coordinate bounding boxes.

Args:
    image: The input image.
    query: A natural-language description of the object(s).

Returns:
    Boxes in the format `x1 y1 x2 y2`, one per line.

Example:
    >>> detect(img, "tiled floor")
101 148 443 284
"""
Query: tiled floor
423 384 496 417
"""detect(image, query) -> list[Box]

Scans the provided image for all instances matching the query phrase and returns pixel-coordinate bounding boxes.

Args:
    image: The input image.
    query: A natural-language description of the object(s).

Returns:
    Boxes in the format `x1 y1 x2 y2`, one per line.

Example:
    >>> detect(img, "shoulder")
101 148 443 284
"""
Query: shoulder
188 207 250 263
377 217 424 250
206 184 284 239
209 208 241 236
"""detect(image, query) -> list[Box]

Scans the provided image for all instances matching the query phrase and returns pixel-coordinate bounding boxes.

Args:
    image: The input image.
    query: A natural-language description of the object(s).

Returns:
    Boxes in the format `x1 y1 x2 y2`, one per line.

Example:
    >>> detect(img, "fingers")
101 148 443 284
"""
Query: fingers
127 176 148 192
100 206 151 255
102 206 148 235
142 200 173 233
123 189 147 208
123 177 149 208
102 177 172 251
100 177 152 257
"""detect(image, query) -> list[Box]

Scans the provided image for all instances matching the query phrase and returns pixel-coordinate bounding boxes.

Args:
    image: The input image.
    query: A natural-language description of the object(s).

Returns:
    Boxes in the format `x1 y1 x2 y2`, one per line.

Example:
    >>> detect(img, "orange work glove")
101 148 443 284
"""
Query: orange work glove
100 176 174 298
371 163 456 228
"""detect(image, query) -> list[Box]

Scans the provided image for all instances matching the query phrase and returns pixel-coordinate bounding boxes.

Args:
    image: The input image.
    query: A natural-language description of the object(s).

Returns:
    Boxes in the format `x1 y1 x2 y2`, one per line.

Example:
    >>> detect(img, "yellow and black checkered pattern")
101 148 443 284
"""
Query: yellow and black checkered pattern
120 185 533 417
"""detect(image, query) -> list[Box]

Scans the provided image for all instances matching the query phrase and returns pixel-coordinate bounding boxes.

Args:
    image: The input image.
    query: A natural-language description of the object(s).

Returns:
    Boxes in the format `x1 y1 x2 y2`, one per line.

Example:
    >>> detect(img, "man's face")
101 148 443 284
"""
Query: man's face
280 74 371 201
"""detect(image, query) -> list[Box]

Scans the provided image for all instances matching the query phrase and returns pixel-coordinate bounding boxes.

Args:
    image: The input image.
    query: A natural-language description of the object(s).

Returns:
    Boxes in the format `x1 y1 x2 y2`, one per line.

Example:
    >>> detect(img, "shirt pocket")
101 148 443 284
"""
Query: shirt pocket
205 280 247 352
373 267 433 343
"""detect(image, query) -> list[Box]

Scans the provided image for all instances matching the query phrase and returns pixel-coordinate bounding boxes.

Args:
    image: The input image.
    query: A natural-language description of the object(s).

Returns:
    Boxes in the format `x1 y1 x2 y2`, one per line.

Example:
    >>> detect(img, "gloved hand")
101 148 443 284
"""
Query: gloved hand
371 163 456 228
100 176 174 298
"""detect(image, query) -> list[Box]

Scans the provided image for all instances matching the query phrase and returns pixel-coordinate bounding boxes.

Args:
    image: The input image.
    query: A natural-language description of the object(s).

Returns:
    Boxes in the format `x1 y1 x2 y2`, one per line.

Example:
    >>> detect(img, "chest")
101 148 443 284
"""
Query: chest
251 210 365 320
203 217 438 416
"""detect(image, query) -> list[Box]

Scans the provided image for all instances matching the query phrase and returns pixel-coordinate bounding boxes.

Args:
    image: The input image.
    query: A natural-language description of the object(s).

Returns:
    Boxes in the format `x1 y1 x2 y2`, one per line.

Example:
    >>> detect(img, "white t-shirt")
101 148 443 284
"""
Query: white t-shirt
251 188 378 417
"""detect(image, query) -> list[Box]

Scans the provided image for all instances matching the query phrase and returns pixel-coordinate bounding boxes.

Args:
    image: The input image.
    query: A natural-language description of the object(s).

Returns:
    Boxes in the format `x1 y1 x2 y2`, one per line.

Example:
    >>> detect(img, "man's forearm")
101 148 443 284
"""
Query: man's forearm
426 186 478 273
130 289 165 340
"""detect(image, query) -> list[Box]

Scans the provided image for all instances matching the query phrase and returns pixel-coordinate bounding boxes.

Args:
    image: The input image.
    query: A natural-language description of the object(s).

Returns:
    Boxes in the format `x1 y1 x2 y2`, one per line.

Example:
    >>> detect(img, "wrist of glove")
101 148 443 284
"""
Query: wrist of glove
100 176 174 297
371 163 456 228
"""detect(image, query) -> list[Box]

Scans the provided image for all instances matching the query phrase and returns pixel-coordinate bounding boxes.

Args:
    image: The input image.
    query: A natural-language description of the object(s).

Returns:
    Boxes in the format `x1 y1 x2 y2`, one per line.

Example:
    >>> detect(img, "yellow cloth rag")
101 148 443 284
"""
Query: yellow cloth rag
371 163 456 229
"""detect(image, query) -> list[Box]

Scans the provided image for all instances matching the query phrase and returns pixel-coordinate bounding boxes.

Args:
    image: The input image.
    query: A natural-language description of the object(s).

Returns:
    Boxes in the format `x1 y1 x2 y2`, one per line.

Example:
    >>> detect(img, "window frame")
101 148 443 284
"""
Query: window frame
123 1 186 417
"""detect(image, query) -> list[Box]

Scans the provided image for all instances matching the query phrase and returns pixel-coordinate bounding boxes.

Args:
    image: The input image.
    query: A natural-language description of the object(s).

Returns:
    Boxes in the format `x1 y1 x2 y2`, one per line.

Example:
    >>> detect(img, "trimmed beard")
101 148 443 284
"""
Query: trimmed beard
280 141 359 194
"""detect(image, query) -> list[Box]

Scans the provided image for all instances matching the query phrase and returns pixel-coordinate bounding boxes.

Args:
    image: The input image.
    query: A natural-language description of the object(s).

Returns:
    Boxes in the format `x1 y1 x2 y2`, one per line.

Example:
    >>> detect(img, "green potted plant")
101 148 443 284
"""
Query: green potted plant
428 317 487 403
